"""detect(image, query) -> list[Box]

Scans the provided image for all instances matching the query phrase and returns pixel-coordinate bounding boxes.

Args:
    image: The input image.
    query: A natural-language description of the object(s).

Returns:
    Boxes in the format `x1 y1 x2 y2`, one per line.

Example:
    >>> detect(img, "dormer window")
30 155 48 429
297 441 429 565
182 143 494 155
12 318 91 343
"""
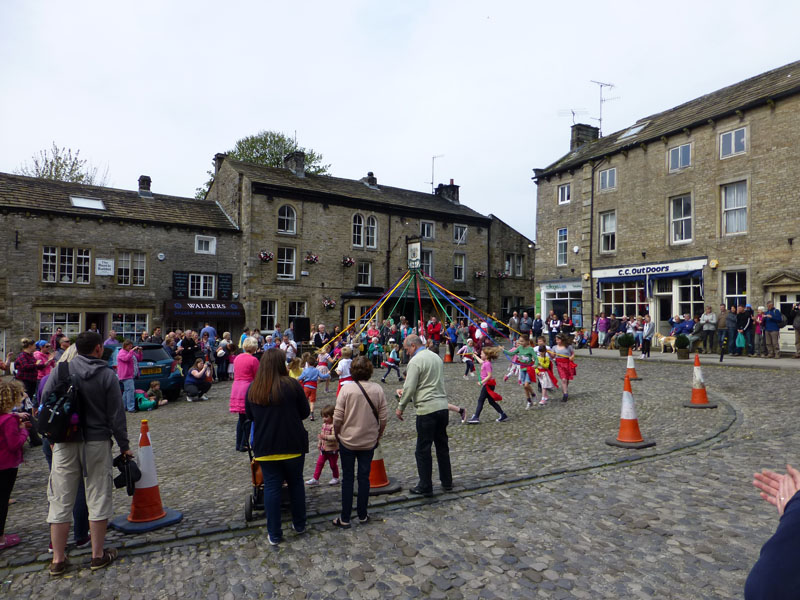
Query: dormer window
70 196 105 210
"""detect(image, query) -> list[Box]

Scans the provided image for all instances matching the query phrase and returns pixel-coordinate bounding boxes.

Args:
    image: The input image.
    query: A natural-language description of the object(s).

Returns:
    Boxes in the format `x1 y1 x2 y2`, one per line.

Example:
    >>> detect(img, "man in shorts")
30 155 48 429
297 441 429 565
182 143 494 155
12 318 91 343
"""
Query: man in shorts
42 331 132 576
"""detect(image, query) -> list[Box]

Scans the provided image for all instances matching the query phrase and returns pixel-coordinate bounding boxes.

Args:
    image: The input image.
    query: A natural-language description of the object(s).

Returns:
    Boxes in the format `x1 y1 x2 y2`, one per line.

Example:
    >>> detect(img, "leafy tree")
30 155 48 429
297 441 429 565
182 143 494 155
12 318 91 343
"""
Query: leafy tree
196 130 330 198
16 143 108 186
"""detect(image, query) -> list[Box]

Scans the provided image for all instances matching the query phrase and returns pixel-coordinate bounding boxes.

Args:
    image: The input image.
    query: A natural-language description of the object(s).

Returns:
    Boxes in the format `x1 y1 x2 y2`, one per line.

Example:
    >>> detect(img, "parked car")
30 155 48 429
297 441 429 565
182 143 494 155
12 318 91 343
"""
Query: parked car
106 343 184 400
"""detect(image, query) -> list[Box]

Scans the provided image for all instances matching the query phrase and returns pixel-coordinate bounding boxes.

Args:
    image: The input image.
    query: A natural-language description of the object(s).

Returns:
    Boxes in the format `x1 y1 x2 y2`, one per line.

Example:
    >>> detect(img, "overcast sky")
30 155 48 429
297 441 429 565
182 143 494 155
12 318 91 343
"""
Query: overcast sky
2 1 798 240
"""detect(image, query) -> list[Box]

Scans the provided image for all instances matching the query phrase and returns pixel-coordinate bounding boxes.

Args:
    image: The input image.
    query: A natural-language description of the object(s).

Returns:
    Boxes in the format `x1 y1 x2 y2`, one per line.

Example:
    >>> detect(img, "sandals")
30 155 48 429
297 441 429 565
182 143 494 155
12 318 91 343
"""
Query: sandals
90 547 118 571
0 534 21 551
331 517 351 529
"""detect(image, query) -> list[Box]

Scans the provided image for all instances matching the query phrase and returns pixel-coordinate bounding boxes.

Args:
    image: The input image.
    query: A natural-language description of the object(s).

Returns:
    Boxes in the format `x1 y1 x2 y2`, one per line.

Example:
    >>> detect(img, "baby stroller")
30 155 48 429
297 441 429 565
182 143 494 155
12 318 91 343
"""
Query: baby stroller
243 420 264 522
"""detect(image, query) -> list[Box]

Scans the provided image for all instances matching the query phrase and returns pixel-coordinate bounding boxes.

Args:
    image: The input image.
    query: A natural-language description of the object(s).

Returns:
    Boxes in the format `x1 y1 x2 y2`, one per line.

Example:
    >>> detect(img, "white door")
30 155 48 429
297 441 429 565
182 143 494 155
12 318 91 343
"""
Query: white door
776 293 800 353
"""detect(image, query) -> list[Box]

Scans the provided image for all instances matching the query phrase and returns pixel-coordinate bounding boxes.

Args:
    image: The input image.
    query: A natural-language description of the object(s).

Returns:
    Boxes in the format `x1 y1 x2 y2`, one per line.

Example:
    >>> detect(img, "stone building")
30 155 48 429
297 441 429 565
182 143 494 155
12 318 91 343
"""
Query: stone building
0 173 241 350
206 153 535 338
534 60 800 349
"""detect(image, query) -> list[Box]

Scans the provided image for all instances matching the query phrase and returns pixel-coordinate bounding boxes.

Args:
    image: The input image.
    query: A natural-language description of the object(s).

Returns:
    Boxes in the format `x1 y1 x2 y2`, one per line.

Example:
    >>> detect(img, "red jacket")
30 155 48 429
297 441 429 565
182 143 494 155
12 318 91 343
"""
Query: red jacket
427 322 443 342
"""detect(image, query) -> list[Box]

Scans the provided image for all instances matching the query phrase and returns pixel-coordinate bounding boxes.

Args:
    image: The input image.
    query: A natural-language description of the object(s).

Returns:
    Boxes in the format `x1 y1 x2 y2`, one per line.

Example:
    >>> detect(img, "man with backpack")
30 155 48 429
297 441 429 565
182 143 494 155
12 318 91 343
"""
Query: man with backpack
40 331 132 576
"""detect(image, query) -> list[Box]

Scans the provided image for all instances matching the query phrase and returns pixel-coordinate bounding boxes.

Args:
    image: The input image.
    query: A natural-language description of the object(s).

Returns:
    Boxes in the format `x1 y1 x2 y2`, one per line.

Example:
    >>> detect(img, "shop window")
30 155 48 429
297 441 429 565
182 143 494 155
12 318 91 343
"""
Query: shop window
600 280 647 318
600 211 616 253
42 246 91 284
671 195 693 244
111 313 149 342
39 312 81 341
724 270 747 308
277 247 295 280
117 251 146 286
260 300 277 332
677 277 704 318
189 274 215 298
277 205 296 234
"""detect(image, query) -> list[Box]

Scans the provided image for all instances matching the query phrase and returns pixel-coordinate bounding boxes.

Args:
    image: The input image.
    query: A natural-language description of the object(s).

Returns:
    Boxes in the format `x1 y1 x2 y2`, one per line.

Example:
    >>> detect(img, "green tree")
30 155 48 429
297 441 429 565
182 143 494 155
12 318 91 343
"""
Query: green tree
196 130 330 198
16 142 108 186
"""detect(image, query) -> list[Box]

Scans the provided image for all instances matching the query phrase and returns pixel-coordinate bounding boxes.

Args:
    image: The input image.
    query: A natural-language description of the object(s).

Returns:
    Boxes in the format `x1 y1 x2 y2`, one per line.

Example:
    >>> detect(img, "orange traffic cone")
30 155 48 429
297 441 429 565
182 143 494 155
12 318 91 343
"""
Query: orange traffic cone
443 346 452 363
110 420 183 533
622 347 641 381
606 375 655 449
364 443 401 496
683 354 718 409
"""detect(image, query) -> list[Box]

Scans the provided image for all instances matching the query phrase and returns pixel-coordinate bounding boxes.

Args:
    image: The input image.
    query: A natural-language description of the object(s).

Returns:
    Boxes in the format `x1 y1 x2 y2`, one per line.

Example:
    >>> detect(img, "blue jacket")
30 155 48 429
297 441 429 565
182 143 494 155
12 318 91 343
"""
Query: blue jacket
746 494 800 599
764 308 783 332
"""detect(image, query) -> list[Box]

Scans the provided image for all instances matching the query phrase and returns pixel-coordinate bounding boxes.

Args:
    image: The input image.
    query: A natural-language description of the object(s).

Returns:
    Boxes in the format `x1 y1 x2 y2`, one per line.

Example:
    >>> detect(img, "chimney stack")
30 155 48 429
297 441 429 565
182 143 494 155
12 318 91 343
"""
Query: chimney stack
138 175 152 197
570 123 600 151
359 171 378 189
214 153 227 176
283 151 306 177
435 179 459 204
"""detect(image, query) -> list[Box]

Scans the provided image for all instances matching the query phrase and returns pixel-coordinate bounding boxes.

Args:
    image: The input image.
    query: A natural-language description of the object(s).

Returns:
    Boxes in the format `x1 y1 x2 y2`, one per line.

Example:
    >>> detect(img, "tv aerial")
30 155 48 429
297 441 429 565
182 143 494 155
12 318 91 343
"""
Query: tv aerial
590 80 619 137
557 108 589 124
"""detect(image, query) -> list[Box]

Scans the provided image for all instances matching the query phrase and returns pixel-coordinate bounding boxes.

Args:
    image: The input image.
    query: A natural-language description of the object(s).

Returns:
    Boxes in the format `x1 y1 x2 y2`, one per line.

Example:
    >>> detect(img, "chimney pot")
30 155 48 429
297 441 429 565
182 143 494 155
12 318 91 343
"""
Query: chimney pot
450 178 454 185
435 181 460 204
214 153 227 176
283 151 306 177
138 175 151 192
360 172 378 188
570 123 600 151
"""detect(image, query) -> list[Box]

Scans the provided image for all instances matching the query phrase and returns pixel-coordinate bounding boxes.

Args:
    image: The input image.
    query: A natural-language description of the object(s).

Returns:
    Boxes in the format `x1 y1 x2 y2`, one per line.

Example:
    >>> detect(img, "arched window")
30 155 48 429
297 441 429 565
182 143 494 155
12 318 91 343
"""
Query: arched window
278 205 296 234
352 214 364 247
365 216 377 248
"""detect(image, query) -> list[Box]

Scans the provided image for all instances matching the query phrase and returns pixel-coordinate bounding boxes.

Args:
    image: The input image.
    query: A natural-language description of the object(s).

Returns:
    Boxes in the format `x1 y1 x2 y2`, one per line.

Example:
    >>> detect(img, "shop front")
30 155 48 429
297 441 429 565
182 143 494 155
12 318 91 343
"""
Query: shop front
35 308 153 343
539 280 583 328
163 300 246 336
592 258 708 335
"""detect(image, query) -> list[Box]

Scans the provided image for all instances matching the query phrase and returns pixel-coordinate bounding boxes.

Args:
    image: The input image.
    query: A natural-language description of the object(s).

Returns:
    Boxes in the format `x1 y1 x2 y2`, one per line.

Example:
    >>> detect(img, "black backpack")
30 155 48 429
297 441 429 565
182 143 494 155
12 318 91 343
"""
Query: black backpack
37 362 83 443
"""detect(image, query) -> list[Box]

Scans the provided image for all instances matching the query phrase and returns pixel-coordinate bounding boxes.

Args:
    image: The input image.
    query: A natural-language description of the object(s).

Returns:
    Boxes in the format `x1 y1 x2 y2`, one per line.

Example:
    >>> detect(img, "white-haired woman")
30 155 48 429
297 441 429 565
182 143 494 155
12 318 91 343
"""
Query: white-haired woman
230 336 260 451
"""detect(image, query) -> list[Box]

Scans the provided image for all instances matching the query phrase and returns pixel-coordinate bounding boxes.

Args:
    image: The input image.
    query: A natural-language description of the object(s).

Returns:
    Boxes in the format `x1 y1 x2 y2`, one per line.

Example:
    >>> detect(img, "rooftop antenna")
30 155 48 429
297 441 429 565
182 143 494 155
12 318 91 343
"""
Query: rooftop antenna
589 80 619 137
427 154 444 194
557 108 589 124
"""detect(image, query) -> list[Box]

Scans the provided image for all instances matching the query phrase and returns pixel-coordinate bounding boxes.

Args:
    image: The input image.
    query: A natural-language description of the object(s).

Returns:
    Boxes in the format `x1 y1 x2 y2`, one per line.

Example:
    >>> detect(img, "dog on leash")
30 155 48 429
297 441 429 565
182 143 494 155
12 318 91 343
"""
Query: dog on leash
653 332 677 353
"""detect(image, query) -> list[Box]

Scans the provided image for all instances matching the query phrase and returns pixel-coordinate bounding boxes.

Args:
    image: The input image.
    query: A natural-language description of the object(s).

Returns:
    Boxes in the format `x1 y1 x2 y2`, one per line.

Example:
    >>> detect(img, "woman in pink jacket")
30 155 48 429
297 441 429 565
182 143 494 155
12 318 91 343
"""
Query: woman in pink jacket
117 340 143 413
0 379 31 551
230 336 261 451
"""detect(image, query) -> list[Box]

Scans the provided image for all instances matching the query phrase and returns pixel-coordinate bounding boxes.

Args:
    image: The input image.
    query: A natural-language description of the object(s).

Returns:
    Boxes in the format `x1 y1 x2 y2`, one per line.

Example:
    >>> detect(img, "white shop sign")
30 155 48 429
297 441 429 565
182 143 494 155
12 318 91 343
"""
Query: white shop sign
95 258 115 276
592 258 707 279
541 281 582 292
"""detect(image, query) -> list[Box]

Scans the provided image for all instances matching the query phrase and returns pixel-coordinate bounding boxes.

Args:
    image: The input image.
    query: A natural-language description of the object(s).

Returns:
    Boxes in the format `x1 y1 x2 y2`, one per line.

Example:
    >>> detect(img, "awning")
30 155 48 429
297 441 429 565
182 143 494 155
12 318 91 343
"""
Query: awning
163 300 246 321
595 270 705 299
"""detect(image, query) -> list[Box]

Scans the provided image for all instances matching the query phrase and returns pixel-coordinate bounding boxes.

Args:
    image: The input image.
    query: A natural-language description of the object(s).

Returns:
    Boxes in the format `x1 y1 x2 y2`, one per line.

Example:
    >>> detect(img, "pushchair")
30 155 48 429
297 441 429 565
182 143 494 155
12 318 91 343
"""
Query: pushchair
243 420 264 522
242 420 292 522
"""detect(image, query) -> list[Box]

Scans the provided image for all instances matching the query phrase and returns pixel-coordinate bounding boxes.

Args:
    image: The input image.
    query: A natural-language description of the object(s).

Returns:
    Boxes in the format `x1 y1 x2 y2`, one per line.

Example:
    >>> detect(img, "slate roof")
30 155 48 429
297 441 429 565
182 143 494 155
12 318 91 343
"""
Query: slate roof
0 172 238 231
225 159 491 222
538 59 800 178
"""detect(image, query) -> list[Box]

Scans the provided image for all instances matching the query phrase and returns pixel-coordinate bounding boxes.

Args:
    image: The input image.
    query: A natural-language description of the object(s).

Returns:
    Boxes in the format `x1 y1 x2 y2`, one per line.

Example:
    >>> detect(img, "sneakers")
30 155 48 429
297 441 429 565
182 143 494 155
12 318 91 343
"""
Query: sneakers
305 478 319 485
74 535 91 549
463 375 469 380
186 396 195 402
503 374 510 382
467 416 480 424
90 547 118 571
201 395 210 401
469 372 476 377
539 400 548 406
380 378 386 383
458 407 467 423
268 534 282 546
496 414 509 423
526 400 532 410
291 523 306 534
329 478 340 485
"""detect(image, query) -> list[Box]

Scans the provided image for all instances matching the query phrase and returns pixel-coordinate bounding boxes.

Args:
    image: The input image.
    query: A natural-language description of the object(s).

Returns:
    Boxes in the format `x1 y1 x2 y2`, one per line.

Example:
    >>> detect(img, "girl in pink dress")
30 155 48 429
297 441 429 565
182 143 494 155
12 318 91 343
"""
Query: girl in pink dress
230 337 261 451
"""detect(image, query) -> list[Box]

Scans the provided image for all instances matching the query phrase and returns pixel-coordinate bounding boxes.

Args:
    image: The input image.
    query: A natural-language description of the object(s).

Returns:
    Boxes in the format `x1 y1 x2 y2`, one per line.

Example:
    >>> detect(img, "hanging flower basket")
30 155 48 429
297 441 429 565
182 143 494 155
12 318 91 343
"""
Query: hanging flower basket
305 253 319 264
474 270 486 279
342 256 355 267
322 298 337 310
496 271 510 280
259 251 274 263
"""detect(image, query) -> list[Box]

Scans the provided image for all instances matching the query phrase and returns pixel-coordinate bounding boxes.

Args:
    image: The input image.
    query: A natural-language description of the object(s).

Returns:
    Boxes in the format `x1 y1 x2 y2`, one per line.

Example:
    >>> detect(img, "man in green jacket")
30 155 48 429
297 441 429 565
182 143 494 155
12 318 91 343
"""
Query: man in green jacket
396 334 453 497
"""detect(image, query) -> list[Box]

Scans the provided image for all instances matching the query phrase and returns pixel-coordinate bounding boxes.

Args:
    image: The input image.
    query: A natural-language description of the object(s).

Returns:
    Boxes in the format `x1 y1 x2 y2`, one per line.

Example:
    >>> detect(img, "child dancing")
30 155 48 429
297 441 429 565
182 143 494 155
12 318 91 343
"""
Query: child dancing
380 340 404 383
457 339 476 379
298 355 321 421
467 346 508 424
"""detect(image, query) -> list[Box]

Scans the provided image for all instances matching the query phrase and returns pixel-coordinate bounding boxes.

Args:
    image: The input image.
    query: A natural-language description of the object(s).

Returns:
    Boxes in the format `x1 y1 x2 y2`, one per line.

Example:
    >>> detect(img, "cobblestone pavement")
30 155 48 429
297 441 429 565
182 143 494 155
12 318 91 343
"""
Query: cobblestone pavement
1 353 794 598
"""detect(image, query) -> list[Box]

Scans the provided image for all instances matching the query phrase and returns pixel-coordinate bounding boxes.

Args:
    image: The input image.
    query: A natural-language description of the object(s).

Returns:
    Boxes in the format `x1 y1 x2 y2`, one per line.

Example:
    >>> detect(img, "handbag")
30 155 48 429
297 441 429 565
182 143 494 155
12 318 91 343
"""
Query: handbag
354 382 380 425
735 332 746 348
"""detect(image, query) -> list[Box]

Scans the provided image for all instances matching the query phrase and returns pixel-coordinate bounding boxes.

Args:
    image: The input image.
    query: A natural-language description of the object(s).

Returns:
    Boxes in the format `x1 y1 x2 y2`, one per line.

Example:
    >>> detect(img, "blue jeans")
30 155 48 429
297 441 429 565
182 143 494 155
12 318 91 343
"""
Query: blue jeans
235 413 248 451
634 332 643 348
728 327 739 355
42 442 89 542
717 330 727 354
122 378 136 411
339 444 374 522
259 456 305 541
745 329 754 355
